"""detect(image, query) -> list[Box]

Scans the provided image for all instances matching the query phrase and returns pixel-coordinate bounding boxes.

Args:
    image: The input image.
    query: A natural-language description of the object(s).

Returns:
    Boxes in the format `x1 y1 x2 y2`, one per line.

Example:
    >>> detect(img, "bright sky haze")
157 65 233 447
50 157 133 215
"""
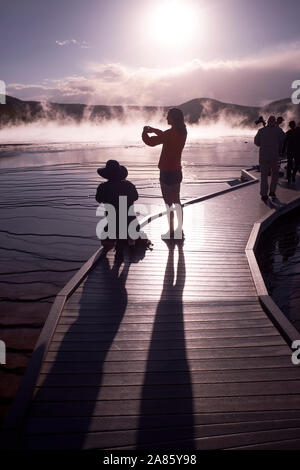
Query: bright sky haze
1 0 300 106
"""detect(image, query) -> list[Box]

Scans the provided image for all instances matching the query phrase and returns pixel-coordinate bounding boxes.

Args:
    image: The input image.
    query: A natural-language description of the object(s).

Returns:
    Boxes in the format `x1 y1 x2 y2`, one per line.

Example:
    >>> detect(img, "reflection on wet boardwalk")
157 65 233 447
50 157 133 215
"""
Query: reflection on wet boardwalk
6 181 300 449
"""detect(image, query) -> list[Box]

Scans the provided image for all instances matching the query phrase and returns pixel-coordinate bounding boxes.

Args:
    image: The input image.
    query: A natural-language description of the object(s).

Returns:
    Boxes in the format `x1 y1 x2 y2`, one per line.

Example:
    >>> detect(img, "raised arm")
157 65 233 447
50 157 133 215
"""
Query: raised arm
148 127 164 136
142 126 165 147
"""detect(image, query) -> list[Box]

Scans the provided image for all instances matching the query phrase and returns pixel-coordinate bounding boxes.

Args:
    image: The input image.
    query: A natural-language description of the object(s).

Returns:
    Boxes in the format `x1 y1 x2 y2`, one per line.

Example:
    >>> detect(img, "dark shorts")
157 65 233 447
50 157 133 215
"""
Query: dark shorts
159 169 183 186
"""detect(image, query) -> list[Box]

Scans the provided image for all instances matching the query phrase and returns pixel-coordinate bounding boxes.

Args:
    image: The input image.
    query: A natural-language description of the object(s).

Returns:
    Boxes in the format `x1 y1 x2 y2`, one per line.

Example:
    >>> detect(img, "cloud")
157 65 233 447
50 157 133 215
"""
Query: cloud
90 63 126 82
7 42 300 106
55 39 91 48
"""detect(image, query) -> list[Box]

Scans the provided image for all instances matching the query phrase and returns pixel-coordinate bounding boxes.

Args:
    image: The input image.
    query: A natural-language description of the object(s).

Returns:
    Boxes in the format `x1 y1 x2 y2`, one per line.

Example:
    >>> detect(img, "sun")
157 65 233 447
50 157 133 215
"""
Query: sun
149 0 198 48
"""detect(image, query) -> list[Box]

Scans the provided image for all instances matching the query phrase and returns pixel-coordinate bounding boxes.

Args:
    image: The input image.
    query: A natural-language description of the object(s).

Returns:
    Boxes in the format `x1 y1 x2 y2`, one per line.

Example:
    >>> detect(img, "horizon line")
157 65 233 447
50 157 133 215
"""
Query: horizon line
3 94 291 109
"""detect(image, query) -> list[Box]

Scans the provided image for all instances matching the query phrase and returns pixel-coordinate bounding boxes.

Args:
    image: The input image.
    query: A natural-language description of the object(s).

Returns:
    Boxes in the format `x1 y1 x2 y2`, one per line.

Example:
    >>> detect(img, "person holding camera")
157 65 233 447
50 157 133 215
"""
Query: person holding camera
142 108 187 239
254 115 285 201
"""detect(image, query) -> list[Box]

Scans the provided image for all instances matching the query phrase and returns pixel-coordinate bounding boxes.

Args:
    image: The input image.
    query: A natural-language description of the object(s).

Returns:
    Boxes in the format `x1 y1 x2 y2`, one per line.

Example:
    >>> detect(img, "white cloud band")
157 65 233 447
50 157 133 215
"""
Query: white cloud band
7 42 300 106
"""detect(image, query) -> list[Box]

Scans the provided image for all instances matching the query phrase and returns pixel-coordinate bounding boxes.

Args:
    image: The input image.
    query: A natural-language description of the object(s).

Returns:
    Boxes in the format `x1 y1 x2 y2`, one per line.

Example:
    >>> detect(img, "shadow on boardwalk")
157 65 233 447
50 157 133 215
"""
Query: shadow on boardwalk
137 240 195 449
32 254 131 448
27 241 195 449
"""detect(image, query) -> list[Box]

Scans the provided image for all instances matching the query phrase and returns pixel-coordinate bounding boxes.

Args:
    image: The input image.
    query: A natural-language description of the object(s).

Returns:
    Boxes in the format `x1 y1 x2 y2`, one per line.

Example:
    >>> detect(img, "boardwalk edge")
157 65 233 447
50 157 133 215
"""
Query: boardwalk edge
245 193 300 348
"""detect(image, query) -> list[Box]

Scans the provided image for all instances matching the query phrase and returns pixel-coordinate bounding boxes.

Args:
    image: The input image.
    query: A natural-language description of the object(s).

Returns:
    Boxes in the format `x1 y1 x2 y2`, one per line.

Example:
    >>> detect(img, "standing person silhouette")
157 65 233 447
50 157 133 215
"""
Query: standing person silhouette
290 121 300 183
276 116 284 128
254 115 285 201
142 108 187 239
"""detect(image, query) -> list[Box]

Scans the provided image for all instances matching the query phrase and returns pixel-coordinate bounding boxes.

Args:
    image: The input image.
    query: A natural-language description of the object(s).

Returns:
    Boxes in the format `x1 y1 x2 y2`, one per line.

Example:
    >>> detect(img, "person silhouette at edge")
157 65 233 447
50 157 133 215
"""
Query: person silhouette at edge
142 108 187 239
283 120 296 184
290 121 300 184
254 115 285 201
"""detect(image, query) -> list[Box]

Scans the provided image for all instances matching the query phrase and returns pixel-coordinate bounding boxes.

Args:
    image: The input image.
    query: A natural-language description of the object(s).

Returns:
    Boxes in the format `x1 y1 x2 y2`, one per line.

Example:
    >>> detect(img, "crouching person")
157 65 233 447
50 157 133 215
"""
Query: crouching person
96 160 139 259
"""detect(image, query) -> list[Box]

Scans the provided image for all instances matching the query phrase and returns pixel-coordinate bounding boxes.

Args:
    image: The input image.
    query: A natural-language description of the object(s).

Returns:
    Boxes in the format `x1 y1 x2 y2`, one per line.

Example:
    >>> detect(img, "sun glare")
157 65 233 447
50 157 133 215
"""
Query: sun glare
149 0 198 48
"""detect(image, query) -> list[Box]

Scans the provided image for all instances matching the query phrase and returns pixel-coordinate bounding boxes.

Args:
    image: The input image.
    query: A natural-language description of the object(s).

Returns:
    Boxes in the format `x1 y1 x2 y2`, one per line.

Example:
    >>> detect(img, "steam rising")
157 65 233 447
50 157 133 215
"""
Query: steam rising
0 107 255 147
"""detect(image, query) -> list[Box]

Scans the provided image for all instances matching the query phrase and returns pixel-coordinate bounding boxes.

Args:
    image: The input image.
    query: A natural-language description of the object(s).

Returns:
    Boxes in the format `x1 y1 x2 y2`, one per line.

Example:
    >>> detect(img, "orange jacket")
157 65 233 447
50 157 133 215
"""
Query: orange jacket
142 127 187 171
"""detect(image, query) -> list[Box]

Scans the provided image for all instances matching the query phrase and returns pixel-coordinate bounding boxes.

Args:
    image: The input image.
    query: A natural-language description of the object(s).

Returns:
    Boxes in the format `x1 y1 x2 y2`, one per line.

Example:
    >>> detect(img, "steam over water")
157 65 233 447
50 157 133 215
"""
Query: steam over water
0 113 256 148
0 119 258 422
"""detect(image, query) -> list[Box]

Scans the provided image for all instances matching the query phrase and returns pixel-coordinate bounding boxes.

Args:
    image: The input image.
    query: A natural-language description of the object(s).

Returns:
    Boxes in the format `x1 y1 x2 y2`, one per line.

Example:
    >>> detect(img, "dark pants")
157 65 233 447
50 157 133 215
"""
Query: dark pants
294 154 300 179
259 157 279 196
287 153 300 180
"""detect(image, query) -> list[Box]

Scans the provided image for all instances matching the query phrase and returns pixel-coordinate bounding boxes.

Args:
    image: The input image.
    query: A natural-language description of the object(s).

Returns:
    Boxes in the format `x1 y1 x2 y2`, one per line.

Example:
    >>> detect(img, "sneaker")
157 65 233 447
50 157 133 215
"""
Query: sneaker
261 195 268 201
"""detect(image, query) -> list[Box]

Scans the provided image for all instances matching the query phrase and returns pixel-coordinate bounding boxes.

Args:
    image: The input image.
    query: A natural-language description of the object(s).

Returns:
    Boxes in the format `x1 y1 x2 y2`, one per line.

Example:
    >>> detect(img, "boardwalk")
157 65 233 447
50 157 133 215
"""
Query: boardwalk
5 177 300 449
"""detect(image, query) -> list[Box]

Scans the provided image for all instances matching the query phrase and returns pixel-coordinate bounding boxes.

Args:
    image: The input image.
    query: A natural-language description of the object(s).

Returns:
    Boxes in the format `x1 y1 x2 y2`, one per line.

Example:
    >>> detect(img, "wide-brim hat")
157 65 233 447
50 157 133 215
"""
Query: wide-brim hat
97 160 128 180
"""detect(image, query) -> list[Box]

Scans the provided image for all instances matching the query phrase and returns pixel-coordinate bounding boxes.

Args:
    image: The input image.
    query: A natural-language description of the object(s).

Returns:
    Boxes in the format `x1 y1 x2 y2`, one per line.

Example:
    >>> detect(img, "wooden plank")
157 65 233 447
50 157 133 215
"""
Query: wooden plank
83 273 253 281
116 427 300 450
91 254 251 262
58 312 268 323
47 335 285 352
80 275 253 282
51 327 277 342
62 302 265 314
32 380 300 402
104 256 250 262
36 368 300 388
28 394 300 417
65 295 260 306
60 309 264 318
230 437 300 450
85 266 253 273
40 355 295 374
67 292 258 300
44 344 291 362
23 422 300 450
55 318 272 332
76 279 254 288
70 285 257 293
24 413 300 436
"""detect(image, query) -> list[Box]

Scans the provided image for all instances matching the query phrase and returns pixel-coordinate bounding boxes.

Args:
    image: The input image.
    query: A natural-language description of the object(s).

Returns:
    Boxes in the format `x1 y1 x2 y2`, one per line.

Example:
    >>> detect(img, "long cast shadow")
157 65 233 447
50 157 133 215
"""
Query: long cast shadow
136 240 195 449
30 252 131 449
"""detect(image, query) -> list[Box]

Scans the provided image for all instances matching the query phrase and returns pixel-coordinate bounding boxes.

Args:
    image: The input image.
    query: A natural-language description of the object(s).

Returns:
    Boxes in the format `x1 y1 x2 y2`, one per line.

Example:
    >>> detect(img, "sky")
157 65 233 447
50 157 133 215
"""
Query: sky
1 0 300 106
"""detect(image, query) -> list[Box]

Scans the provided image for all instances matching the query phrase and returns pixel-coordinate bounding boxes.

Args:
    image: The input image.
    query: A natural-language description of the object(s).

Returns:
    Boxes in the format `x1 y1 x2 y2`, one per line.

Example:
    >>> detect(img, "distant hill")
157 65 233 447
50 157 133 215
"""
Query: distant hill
0 95 299 128
176 98 260 126
0 96 165 127
260 98 298 117
177 97 300 126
